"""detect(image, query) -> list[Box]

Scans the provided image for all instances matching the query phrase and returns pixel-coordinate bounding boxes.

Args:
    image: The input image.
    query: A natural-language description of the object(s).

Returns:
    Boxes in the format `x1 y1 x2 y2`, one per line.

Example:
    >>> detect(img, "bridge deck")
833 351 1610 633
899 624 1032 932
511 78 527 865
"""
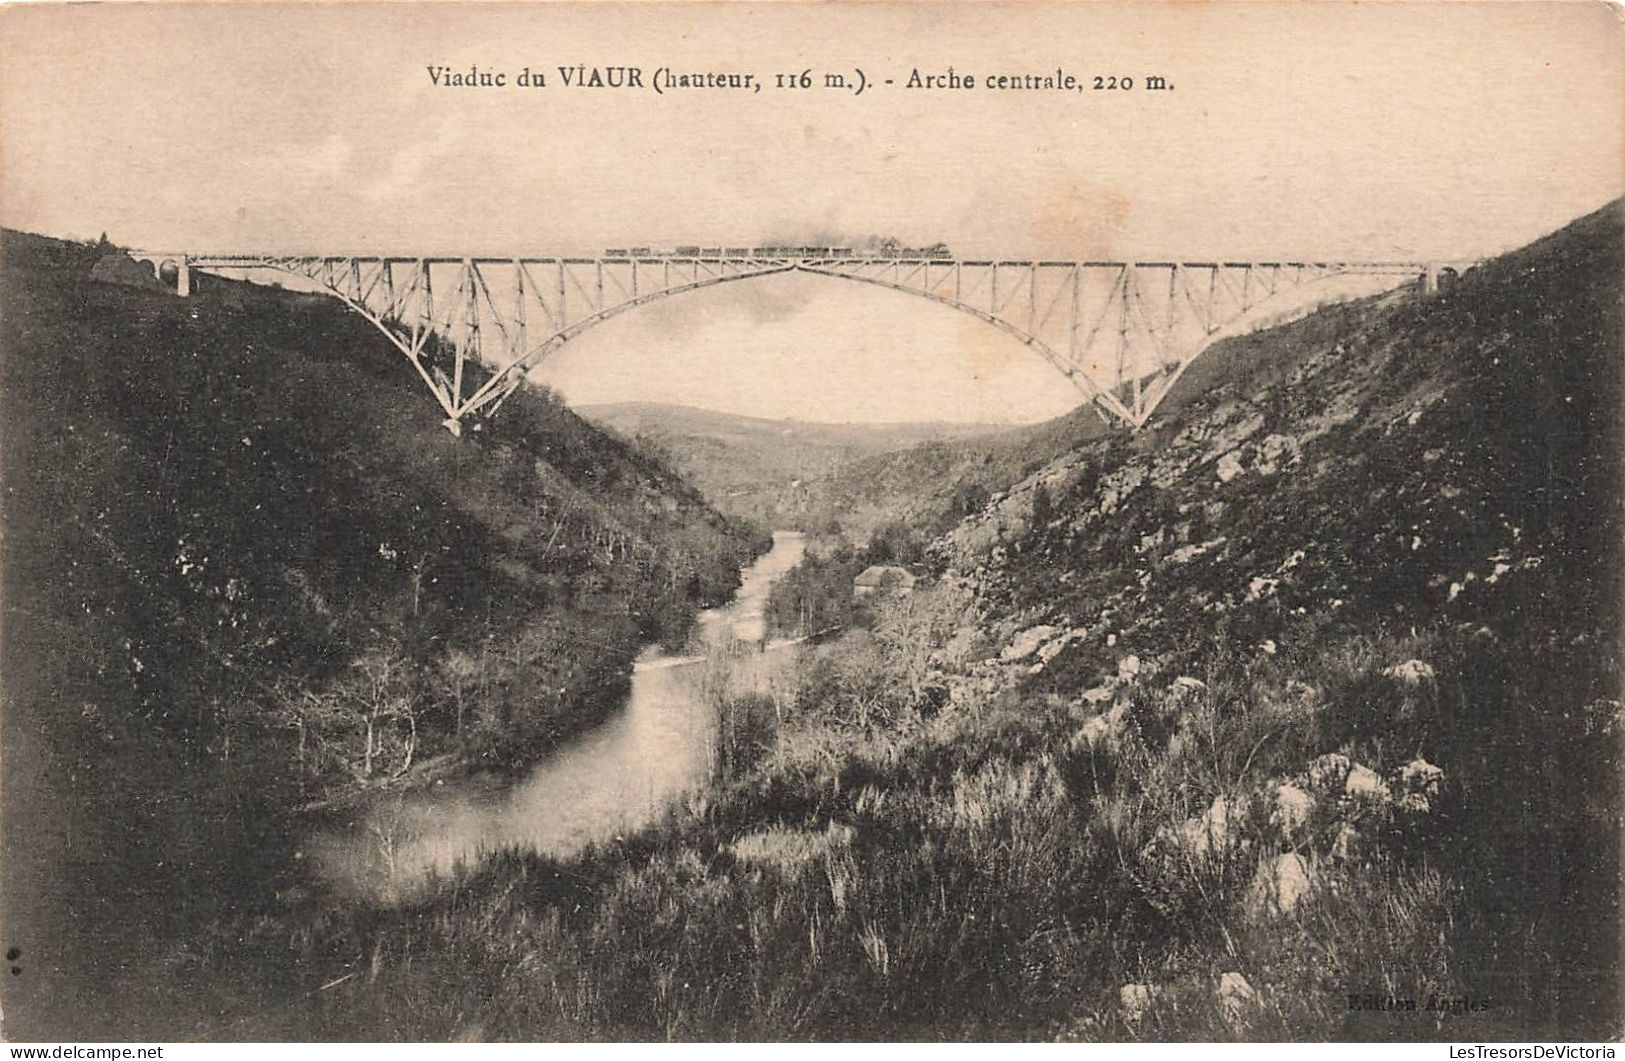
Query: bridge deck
126 249 1476 433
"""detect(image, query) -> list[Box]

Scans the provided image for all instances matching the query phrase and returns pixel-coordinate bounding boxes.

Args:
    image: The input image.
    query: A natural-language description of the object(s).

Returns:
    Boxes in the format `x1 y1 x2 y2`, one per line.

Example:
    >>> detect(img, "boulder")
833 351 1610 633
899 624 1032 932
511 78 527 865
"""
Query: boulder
1076 715 1113 749
1254 433 1302 476
1097 465 1148 515
1119 983 1162 1024
1202 409 1266 462
1170 537 1227 564
1217 972 1259 1024
1302 752 1352 793
1117 654 1142 681
1075 703 1129 751
1395 757 1445 813
1247 575 1279 601
1345 763 1391 802
1037 628 1082 663
1001 625 1057 662
1384 659 1436 687
1216 451 1246 483
1282 679 1320 713
1270 783 1316 840
1397 756 1443 790
1166 795 1242 862
1246 852 1316 920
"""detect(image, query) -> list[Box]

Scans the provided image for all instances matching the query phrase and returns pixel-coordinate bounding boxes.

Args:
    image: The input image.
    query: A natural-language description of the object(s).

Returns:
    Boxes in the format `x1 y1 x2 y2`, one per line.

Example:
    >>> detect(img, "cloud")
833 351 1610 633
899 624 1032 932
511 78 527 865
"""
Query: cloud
359 119 464 206
260 132 354 187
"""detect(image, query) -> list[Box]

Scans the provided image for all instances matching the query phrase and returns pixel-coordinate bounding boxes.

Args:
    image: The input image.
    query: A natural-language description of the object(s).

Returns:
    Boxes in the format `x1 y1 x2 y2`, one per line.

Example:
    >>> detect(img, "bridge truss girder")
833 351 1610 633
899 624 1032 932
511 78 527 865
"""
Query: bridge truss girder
186 253 1447 432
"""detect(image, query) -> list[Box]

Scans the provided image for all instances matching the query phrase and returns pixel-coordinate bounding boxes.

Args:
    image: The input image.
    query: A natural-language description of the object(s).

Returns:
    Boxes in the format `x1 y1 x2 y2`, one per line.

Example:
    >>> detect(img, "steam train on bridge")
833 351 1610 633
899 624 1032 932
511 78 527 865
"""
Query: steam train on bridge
600 242 953 260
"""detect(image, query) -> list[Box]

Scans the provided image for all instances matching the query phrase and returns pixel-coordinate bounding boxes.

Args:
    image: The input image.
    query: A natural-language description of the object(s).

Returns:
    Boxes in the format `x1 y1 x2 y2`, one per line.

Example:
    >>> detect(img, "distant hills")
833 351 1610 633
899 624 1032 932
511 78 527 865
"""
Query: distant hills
577 400 1013 525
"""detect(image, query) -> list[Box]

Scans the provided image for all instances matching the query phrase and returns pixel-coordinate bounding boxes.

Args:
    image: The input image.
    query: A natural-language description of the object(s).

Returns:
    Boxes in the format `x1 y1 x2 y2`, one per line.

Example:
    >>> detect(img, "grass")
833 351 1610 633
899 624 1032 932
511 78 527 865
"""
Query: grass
226 589 1616 1042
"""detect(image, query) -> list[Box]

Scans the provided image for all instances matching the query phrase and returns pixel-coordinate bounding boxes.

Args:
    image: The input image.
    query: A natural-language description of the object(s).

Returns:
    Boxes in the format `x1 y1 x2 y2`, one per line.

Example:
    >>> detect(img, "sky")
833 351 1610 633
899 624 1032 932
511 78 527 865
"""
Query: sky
2 2 1621 423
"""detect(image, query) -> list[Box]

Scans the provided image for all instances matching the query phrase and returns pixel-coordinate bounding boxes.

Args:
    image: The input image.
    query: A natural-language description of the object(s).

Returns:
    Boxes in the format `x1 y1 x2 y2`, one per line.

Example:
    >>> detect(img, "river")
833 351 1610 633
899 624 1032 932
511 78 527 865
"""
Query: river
308 530 807 902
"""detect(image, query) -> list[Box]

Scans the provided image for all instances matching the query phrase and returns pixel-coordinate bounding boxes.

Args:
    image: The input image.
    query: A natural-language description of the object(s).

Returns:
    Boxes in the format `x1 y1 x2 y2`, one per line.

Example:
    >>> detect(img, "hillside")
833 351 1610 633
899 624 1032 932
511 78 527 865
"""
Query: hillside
577 401 1009 526
949 202 1619 688
273 200 1622 1041
0 233 761 1038
796 281 1428 541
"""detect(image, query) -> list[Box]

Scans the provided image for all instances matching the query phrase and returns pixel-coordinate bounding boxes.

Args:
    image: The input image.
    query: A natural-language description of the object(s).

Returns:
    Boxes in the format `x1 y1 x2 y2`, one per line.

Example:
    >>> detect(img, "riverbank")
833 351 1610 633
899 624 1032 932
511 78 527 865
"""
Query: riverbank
303 532 806 904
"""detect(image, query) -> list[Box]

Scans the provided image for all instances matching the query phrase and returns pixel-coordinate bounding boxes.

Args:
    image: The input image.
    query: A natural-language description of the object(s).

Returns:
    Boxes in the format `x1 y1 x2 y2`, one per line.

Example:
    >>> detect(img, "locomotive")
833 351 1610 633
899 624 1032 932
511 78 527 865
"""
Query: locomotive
599 243 952 260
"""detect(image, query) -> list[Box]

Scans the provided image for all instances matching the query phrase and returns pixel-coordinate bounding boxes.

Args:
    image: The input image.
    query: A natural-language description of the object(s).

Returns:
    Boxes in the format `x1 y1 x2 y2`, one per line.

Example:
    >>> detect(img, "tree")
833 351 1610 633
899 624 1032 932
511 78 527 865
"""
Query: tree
873 581 972 714
433 647 484 741
952 481 990 518
1031 481 1054 529
280 649 420 784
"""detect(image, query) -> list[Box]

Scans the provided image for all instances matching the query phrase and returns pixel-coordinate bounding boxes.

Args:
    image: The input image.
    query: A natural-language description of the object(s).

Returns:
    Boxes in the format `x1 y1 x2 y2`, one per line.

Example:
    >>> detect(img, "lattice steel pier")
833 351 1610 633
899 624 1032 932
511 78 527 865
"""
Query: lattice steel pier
127 249 1473 433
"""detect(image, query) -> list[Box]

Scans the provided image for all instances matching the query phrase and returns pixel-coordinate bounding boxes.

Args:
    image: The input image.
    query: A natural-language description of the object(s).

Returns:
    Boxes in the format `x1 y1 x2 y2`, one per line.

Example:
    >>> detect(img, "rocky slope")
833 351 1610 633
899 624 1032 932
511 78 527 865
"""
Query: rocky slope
923 199 1622 1036
948 201 1619 700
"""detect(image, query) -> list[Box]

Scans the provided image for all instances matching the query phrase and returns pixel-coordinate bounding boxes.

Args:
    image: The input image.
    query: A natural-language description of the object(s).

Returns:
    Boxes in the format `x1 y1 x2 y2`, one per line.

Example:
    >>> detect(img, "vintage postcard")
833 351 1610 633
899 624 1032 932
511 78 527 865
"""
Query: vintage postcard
0 0 1621 1046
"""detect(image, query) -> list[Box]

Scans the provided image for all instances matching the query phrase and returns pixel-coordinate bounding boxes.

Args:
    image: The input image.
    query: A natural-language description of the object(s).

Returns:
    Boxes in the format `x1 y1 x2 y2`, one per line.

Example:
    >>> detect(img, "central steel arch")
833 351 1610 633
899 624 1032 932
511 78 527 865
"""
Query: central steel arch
174 251 1458 433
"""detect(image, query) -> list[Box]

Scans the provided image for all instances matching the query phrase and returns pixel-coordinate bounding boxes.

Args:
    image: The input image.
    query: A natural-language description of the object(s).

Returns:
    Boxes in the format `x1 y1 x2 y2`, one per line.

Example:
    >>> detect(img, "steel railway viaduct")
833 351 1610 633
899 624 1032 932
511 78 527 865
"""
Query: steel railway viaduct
126 247 1474 434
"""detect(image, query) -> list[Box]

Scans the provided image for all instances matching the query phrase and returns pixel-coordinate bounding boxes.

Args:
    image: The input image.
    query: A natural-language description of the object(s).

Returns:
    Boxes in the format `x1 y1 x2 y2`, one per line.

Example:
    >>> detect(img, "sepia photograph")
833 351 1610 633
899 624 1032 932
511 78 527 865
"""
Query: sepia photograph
0 0 1621 1045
